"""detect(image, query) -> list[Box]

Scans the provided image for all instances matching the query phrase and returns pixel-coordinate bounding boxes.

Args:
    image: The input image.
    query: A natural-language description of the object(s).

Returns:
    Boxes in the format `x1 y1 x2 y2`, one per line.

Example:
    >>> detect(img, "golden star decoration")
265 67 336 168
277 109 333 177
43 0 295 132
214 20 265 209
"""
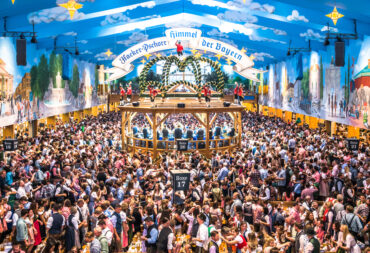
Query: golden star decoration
326 6 344 26
104 49 113 57
203 50 207 54
241 48 247 54
144 53 152 60
155 53 162 58
141 59 146 64
11 0 15 4
190 49 198 55
215 60 221 67
215 53 223 60
249 54 256 61
195 52 202 58
226 58 232 65
58 0 83 20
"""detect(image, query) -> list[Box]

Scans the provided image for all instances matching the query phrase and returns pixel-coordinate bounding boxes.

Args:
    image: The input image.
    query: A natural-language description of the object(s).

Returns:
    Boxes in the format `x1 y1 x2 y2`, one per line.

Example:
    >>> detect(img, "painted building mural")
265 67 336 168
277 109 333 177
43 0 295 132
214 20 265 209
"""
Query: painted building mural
262 35 370 129
0 37 107 127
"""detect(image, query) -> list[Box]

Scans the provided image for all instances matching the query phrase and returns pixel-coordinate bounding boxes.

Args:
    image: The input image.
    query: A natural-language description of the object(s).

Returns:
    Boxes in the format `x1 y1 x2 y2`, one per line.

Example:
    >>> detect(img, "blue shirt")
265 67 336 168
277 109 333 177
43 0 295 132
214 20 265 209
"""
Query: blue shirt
217 167 229 181
5 172 13 186
147 227 158 244
136 168 144 182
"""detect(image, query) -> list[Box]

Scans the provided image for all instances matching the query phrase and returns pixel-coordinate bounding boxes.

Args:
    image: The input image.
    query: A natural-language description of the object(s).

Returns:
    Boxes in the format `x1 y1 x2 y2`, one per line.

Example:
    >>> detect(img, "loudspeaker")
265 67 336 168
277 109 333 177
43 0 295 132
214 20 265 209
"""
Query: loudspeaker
177 103 185 108
223 102 230 107
133 102 140 107
16 39 27 66
335 41 345 67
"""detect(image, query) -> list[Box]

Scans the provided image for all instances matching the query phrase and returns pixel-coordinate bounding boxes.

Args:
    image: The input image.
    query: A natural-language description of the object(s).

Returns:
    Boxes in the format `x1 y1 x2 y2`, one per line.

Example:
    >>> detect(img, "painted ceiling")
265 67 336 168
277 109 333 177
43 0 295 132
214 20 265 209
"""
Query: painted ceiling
2 0 370 68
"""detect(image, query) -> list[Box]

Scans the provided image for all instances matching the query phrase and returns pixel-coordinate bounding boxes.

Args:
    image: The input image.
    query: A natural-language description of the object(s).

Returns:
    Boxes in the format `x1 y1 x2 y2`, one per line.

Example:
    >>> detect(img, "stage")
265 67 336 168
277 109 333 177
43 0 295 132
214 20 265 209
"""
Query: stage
118 97 244 159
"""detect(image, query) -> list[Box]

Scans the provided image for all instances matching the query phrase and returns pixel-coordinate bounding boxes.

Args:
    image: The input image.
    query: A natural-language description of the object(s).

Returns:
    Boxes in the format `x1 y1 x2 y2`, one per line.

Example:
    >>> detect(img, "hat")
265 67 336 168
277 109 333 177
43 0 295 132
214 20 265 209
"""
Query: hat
306 228 316 236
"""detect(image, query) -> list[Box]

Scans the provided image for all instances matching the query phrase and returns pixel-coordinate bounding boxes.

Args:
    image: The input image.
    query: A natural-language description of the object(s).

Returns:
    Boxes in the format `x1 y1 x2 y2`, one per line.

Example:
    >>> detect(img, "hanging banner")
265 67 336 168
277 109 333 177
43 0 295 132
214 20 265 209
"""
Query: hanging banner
106 28 264 82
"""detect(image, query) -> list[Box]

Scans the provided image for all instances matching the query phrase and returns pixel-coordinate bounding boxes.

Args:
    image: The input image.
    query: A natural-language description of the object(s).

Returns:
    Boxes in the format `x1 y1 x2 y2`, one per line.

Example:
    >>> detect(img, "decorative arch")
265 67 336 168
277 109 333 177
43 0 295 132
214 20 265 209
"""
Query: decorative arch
138 55 225 97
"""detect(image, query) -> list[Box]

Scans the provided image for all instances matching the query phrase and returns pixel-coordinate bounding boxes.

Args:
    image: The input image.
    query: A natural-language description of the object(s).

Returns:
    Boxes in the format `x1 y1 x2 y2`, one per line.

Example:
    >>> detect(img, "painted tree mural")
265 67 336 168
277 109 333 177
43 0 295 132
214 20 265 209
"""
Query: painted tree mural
70 64 80 97
320 56 323 99
36 54 50 99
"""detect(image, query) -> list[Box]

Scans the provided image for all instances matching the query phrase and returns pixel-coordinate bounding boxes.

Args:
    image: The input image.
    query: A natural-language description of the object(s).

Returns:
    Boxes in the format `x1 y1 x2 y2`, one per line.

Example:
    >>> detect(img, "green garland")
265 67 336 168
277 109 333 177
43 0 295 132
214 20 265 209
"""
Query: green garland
139 55 225 97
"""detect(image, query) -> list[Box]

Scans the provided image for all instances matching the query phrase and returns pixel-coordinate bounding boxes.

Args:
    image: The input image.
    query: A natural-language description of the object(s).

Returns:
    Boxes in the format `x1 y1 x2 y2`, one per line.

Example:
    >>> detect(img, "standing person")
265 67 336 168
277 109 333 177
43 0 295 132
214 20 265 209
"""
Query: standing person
141 217 158 253
95 226 109 253
175 41 183 56
120 86 126 105
208 230 220 253
336 225 361 253
110 204 125 253
127 82 132 102
156 217 174 253
238 85 244 105
234 83 239 104
305 228 320 253
16 209 29 251
193 213 208 253
203 85 211 107
85 231 101 253
45 203 65 252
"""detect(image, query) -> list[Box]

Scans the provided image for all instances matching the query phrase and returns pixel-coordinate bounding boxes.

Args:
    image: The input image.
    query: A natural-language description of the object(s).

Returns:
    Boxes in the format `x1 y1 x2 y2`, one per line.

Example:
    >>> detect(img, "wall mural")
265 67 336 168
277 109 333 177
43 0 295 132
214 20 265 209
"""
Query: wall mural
0 37 107 128
262 36 370 130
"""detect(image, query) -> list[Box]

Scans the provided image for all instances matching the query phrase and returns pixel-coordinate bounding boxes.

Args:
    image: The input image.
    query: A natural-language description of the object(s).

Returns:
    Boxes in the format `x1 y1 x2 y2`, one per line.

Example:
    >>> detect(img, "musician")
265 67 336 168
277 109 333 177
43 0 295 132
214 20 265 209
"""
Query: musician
149 86 159 104
175 41 183 56
234 82 239 104
143 125 149 139
127 82 132 102
186 127 193 140
203 85 211 106
196 128 205 140
238 85 244 104
174 124 183 139
162 126 169 139
214 123 221 138
120 86 125 105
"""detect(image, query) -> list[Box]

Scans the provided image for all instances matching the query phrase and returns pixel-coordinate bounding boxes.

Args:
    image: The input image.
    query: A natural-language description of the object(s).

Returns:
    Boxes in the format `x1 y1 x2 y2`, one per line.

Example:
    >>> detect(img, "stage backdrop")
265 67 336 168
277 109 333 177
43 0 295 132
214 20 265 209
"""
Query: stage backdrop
0 37 107 127
261 35 370 130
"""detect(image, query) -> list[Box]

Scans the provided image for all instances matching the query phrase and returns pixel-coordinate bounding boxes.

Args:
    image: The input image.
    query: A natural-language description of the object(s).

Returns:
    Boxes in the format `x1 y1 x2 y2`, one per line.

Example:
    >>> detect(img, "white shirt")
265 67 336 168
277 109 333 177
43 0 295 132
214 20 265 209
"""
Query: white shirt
196 223 208 247
102 227 113 245
46 214 66 229
167 228 174 250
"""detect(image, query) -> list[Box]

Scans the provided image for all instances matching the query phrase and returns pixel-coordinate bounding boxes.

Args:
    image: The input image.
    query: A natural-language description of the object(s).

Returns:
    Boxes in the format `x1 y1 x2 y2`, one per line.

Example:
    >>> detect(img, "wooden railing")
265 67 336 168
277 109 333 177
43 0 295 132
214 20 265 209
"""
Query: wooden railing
124 135 239 154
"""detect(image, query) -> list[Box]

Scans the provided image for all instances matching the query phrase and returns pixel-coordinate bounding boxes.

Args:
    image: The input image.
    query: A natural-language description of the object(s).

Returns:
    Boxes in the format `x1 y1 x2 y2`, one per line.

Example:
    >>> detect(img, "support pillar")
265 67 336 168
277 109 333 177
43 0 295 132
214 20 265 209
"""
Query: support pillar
205 112 210 158
29 120 38 137
3 125 15 139
347 126 360 138
325 121 331 134
262 106 268 116
331 122 337 135
304 115 310 125
122 111 126 151
153 112 157 159
47 116 56 129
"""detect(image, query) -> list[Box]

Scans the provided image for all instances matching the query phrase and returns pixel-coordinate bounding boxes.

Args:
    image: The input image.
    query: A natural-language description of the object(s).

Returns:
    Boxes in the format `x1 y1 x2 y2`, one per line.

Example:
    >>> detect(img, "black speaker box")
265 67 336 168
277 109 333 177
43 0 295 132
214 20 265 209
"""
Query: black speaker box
16 39 27 66
133 102 140 107
335 41 345 67
223 102 231 107
177 103 185 108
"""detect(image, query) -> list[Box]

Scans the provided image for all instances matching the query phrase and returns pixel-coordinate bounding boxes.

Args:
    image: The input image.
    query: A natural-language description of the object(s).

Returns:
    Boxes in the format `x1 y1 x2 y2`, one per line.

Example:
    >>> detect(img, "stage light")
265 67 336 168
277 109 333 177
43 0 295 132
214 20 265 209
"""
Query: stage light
75 48 79 55
324 37 330 46
31 34 37 43
20 33 25 39
287 50 291 56
336 36 342 42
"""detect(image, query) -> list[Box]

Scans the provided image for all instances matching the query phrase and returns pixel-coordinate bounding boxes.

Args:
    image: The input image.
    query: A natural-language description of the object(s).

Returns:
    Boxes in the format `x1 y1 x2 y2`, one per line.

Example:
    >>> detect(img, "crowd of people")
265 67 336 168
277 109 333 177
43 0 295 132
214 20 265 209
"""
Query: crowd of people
130 113 235 141
0 109 368 253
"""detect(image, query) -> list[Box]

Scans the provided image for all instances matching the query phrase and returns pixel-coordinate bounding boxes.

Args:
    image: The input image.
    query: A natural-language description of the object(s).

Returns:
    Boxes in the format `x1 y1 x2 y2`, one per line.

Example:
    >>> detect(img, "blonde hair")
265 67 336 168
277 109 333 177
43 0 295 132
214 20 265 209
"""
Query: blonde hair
341 224 351 241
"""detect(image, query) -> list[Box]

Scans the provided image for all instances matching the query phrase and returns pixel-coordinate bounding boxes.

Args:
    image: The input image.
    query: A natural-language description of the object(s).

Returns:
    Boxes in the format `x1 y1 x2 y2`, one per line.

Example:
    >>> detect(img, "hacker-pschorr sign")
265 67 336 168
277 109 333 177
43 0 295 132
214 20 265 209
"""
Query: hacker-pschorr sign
105 28 265 82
